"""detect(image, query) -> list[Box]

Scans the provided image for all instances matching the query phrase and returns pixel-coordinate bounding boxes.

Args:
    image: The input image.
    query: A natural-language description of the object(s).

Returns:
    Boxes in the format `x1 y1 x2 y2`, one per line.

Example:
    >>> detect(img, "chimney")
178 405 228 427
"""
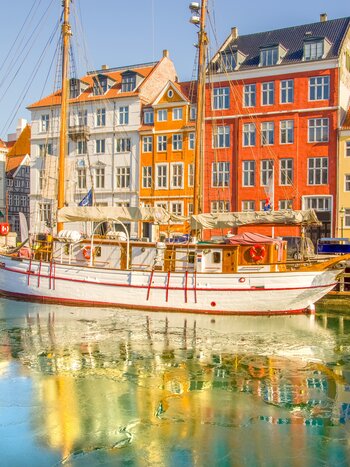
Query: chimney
163 49 169 58
16 118 27 138
101 64 109 70
320 13 327 22
231 27 238 40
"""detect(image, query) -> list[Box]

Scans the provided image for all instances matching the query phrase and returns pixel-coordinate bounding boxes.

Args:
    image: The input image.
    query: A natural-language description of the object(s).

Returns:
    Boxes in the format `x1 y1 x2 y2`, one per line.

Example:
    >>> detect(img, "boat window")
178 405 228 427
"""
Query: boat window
213 251 221 263
188 252 195 264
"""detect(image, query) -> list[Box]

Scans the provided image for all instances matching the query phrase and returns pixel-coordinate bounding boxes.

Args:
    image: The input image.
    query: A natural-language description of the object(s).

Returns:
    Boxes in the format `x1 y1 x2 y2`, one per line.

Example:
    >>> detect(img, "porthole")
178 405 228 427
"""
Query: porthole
167 89 174 98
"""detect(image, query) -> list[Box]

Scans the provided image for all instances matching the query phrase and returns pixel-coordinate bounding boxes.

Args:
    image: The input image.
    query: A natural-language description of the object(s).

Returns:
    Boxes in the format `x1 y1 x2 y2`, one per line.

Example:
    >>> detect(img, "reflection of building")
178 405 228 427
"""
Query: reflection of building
4 311 350 464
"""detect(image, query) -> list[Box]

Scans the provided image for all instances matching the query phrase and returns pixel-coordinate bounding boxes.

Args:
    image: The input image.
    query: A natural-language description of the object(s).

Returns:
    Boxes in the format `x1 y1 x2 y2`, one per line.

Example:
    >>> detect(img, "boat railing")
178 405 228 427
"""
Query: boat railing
90 219 130 269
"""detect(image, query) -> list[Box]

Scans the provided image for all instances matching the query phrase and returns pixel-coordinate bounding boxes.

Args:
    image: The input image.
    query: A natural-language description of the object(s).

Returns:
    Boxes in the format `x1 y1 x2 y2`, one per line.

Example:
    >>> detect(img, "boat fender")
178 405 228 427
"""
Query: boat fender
249 244 266 262
239 277 245 283
82 245 94 260
0 223 9 236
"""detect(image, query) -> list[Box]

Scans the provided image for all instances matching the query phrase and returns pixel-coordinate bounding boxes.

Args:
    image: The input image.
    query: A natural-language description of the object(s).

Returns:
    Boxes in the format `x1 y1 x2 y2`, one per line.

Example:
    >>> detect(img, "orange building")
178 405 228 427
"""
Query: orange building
139 81 196 239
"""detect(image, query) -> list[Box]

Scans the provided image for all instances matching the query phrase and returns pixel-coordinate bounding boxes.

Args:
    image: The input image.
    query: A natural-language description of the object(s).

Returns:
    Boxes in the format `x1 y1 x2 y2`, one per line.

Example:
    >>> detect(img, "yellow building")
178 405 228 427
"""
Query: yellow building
139 80 196 238
338 112 350 238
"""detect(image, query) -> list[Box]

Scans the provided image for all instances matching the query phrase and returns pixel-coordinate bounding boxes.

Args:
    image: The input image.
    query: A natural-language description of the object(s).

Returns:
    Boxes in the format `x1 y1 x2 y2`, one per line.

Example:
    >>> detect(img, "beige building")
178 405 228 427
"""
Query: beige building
338 112 350 238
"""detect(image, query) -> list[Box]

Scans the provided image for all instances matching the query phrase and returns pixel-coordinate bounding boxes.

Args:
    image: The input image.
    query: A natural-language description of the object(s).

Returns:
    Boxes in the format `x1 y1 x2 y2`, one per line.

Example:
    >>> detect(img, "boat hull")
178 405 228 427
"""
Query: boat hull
0 255 339 315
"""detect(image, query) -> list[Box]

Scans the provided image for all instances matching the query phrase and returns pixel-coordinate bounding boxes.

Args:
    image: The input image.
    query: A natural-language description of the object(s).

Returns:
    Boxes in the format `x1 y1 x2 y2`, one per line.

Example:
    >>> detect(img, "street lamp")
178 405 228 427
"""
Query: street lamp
339 206 345 238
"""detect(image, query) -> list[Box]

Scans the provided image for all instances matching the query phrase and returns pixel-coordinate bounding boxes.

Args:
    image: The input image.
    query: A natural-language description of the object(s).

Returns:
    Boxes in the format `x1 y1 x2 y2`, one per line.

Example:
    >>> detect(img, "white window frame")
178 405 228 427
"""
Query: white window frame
212 87 230 110
95 167 105 188
308 157 328 185
157 135 167 152
308 118 329 143
345 174 350 192
173 108 183 120
95 139 105 154
41 114 50 132
346 141 350 157
243 123 256 147
280 79 294 104
261 82 274 106
157 109 168 122
172 134 183 151
188 132 195 150
260 47 278 66
77 167 87 189
143 136 152 153
304 41 324 61
260 160 273 186
188 163 194 187
261 122 274 145
116 138 131 153
280 120 294 144
211 200 230 213
144 109 154 124
96 108 106 127
170 201 184 217
309 76 330 101
279 199 293 210
242 200 255 211
116 166 131 189
212 162 230 187
142 166 152 188
213 126 230 148
243 84 256 107
155 163 168 189
242 160 255 187
170 162 184 189
280 158 293 186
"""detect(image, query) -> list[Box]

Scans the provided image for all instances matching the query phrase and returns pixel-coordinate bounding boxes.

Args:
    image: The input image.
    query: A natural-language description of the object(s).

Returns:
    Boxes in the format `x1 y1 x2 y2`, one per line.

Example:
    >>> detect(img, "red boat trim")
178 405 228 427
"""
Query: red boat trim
0 288 309 316
0 263 337 293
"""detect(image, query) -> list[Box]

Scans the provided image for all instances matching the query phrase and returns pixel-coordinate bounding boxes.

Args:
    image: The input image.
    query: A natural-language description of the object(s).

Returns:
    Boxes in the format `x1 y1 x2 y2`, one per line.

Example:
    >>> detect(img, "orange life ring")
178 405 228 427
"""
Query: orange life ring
0 223 9 236
82 245 94 260
249 244 266 262
248 365 266 379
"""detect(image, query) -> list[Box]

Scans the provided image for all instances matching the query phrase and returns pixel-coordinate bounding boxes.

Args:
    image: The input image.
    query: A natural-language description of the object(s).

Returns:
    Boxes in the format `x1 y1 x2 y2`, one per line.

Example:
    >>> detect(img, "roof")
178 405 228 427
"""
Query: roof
0 139 7 149
6 124 31 174
342 109 350 129
28 63 158 109
6 154 28 174
213 17 350 70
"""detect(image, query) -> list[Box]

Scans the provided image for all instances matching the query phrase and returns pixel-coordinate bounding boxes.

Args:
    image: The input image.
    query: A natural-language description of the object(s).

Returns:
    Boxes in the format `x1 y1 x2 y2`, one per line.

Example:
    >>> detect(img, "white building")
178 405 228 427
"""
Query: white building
29 51 177 236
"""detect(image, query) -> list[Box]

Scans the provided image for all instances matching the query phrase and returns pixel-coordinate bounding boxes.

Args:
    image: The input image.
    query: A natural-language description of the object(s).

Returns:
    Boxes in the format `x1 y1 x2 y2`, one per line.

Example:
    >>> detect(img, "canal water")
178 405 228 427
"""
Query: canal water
1 299 350 466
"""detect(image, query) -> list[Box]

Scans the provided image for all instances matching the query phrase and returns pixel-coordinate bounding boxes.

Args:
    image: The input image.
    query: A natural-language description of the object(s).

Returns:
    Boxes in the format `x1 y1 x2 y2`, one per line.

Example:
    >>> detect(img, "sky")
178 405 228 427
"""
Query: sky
0 0 349 139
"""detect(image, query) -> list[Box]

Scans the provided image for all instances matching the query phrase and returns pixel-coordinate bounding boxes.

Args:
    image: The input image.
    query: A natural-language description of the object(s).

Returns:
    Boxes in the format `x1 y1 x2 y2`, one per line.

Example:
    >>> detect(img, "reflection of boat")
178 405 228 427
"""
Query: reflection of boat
0 0 348 315
1 301 348 465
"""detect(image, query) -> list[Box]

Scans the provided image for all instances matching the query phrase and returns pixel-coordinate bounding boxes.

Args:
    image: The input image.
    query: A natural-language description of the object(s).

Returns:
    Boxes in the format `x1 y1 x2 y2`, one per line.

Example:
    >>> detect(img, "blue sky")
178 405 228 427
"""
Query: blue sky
0 0 349 139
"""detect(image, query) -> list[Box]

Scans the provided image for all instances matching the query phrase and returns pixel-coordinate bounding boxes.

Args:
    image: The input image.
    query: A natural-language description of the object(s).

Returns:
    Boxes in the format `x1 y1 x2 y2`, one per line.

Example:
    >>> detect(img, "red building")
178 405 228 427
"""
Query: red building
203 15 350 242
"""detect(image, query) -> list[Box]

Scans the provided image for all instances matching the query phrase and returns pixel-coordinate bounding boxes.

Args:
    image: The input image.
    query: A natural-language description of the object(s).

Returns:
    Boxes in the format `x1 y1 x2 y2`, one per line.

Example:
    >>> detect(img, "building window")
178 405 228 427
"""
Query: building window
280 158 293 185
280 79 294 103
116 167 130 188
38 170 44 190
78 109 88 126
118 106 129 125
242 200 255 211
346 141 350 157
116 138 131 153
20 196 27 207
157 135 167 152
121 75 136 92
280 120 294 144
260 47 278 66
345 174 350 192
96 108 106 126
172 134 183 151
93 76 108 95
260 160 273 186
143 136 152 152
212 162 230 187
39 143 53 157
142 166 152 188
39 203 52 224
189 105 196 120
243 84 256 107
279 199 293 210
220 52 236 71
261 122 274 145
308 157 328 185
211 200 230 213
170 201 183 217
144 109 154 124
304 40 323 61
213 126 230 148
213 87 229 110
308 118 329 142
309 76 330 100
188 163 194 187
261 82 274 105
243 123 256 147
156 164 168 189
170 163 184 189
77 140 87 155
96 139 105 154
304 196 330 211
95 167 105 188
242 160 255 186
188 132 195 150
173 108 183 120
77 168 87 189
41 114 50 132
157 109 168 122
345 209 350 228
155 201 168 210
188 203 194 216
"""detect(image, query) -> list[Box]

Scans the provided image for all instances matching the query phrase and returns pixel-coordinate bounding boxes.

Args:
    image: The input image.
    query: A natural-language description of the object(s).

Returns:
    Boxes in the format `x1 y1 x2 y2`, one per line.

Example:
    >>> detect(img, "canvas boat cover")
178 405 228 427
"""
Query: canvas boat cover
190 209 320 229
57 206 187 224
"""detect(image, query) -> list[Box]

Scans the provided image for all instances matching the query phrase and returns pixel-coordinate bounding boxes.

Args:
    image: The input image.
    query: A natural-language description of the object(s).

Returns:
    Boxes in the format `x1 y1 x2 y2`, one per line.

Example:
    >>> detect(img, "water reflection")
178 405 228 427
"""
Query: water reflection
1 300 350 466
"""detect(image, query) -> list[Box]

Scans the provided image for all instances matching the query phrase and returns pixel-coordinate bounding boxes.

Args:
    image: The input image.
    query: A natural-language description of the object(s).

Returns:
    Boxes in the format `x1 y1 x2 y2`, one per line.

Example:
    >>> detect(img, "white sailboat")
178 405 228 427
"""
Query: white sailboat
0 0 348 315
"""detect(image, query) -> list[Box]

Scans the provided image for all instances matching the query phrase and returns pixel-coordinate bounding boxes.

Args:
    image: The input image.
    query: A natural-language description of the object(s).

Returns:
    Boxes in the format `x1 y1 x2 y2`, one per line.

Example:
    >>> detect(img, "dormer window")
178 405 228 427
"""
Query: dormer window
122 75 136 92
304 38 325 61
260 46 278 66
219 50 246 71
93 75 108 95
259 44 287 67
144 109 154 124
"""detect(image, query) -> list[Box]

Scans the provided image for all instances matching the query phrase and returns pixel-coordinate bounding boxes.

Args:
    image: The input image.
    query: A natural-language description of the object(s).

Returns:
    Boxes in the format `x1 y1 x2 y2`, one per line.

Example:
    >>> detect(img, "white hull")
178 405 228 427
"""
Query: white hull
0 255 339 315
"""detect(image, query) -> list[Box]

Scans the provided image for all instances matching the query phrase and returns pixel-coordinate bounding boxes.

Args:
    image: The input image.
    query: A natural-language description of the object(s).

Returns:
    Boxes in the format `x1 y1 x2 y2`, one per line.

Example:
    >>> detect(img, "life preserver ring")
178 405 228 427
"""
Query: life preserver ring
249 244 266 262
248 365 266 379
0 223 9 236
82 245 94 260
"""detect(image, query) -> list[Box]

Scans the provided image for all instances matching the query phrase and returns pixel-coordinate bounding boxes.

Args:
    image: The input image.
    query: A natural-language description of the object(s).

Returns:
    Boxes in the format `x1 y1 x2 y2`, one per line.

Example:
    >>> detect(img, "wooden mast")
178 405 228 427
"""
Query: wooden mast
57 0 71 233
192 0 207 230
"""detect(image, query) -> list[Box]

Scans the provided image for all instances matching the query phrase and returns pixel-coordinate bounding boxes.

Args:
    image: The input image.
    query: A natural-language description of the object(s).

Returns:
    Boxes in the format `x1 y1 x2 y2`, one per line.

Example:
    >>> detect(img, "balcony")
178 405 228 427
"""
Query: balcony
68 125 90 141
